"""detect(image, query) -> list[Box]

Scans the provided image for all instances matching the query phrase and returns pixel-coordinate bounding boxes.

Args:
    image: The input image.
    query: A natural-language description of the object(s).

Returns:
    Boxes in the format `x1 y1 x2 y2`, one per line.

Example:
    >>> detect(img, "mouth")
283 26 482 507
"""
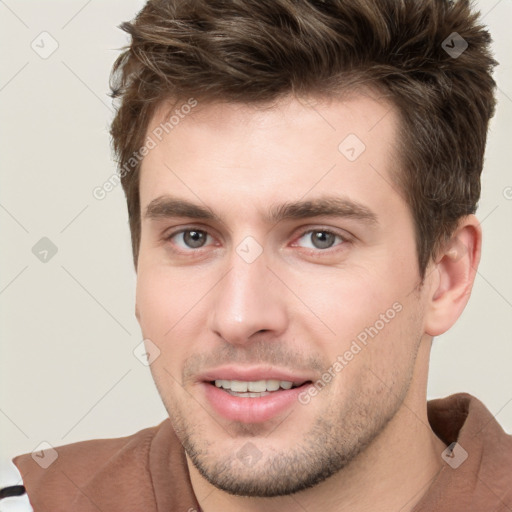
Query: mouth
199 371 314 424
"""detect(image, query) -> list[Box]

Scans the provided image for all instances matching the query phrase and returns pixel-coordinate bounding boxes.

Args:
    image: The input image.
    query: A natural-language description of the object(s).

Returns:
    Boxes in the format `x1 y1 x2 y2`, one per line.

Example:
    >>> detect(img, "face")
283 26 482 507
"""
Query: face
135 93 432 497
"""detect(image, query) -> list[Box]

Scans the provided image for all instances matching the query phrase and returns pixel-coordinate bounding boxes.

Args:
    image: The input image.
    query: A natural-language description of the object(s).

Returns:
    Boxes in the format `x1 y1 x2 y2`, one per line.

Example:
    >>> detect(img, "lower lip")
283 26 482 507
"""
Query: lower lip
202 382 312 424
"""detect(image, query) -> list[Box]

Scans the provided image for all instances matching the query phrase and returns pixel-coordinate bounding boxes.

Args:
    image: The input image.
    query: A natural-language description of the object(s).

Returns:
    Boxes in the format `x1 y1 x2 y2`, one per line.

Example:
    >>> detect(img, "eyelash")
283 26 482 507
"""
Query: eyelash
163 226 350 255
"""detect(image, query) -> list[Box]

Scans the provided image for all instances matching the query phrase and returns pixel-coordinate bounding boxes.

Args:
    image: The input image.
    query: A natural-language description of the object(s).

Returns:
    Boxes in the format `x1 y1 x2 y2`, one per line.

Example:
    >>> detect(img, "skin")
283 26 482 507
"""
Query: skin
135 92 481 512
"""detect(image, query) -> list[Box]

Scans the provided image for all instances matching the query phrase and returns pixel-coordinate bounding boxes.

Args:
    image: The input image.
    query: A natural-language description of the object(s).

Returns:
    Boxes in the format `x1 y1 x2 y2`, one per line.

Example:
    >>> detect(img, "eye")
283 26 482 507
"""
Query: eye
167 229 213 250
294 229 345 250
164 227 347 254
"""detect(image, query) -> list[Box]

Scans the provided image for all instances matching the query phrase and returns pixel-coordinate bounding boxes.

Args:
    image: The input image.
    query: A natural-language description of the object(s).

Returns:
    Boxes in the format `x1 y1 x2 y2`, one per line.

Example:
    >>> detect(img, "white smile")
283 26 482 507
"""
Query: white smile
213 379 303 397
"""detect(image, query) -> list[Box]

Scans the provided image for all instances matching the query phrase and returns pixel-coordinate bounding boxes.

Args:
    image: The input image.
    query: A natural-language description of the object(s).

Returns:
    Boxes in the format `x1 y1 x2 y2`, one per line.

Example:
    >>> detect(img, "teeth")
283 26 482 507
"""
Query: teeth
248 380 267 392
214 379 297 392
266 379 280 391
231 380 248 392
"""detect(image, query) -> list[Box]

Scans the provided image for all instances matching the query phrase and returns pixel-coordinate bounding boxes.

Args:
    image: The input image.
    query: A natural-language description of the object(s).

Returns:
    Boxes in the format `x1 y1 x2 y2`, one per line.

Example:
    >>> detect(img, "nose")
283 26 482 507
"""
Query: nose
207 250 289 346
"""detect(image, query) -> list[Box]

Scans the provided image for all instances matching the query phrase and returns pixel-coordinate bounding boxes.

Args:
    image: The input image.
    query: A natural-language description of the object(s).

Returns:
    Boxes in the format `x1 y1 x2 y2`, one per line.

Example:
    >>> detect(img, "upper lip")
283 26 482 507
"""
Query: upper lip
198 366 314 385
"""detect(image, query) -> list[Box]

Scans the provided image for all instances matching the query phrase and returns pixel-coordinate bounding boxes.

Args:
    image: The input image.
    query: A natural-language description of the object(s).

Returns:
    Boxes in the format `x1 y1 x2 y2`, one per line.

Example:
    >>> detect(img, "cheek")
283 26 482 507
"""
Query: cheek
136 271 166 333
135 270 189 391
298 269 402 338
135 263 216 371
136 266 188 345
323 297 424 412
298 262 423 380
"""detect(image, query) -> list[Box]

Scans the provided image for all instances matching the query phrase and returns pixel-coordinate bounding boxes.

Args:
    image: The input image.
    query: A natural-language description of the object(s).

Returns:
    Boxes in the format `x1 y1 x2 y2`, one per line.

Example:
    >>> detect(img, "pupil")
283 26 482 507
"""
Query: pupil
184 230 205 248
313 231 334 249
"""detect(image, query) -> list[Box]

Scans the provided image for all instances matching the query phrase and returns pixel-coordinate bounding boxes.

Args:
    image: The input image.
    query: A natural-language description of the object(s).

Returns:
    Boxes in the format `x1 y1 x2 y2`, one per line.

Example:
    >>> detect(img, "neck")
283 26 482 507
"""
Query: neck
188 340 446 512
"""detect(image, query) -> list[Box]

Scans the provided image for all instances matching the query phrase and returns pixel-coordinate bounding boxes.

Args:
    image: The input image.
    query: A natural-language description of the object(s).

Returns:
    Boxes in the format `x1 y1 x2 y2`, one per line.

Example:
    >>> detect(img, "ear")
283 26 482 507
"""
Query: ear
424 215 481 337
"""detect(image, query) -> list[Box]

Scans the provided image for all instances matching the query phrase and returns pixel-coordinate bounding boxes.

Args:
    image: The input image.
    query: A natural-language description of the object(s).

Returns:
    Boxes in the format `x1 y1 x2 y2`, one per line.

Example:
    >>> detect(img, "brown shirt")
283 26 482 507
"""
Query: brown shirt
12 393 512 511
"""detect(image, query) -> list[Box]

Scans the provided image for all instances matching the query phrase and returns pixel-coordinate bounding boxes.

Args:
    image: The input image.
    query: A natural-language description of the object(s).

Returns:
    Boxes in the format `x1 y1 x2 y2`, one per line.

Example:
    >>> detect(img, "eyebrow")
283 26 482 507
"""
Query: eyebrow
144 195 378 226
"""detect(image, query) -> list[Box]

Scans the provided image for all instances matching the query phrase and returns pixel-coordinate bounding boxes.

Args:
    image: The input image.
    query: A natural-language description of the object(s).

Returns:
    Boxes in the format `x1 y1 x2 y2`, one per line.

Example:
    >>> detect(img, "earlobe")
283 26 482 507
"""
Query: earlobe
424 216 481 337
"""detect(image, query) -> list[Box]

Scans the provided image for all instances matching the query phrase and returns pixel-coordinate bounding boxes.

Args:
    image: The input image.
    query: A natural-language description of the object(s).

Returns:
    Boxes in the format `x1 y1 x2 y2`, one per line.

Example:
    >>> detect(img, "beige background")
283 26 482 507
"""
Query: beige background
1 0 511 463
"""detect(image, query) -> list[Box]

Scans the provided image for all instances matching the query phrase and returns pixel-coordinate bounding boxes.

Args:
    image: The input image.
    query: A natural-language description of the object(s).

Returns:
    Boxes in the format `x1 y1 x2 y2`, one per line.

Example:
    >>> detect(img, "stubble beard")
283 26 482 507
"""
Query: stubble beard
166 378 407 497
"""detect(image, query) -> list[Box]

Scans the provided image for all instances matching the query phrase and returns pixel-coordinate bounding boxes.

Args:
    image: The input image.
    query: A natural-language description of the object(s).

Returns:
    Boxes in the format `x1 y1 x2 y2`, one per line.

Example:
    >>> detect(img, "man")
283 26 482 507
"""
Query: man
5 0 512 510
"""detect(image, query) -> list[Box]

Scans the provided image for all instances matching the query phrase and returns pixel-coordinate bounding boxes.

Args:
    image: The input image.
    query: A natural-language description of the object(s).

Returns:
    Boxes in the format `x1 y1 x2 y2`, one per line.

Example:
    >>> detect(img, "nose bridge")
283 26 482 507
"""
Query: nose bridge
208 244 287 344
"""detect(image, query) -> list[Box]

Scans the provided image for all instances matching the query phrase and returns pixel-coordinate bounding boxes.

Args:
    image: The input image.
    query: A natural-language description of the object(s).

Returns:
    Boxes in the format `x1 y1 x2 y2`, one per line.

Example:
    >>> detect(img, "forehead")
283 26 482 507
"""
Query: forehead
139 92 403 222
146 91 397 146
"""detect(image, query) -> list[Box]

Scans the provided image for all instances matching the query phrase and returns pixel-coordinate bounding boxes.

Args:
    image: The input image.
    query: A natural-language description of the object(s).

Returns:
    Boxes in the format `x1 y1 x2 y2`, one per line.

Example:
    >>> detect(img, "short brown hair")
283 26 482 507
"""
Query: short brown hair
110 0 497 277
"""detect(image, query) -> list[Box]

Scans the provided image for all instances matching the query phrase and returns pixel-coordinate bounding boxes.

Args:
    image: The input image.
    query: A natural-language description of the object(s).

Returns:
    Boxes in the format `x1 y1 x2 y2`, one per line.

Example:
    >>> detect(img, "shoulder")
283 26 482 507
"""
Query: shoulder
423 393 512 510
10 420 171 512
